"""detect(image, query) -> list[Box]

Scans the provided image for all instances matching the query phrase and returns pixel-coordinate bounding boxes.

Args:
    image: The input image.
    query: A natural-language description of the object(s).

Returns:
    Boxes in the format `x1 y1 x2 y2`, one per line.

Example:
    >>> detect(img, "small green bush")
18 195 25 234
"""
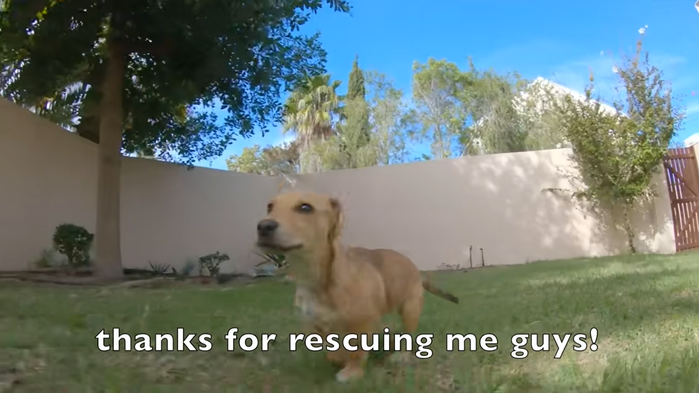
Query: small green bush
148 261 172 275
198 252 230 277
52 224 94 267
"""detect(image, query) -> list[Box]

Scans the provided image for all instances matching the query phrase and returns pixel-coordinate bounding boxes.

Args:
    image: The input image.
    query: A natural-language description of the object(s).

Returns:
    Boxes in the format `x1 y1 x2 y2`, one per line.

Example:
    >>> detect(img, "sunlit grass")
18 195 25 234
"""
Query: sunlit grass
1 252 699 392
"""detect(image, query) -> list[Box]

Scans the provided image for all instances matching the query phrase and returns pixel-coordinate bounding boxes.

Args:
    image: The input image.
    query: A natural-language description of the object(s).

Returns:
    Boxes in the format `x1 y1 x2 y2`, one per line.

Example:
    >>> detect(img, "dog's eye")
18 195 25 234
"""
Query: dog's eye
297 203 314 213
266 203 273 213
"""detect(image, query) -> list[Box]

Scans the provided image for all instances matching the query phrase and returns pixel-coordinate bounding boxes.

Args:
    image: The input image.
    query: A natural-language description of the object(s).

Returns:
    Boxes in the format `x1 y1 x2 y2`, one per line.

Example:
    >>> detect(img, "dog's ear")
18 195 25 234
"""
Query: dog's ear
328 197 344 242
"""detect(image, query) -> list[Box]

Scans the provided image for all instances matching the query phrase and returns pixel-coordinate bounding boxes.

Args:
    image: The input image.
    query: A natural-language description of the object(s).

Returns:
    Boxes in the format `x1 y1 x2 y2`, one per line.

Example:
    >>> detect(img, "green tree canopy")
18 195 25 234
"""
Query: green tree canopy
548 37 683 253
409 58 473 159
303 70 410 170
459 60 530 154
347 55 366 101
282 74 342 173
226 142 300 176
340 55 371 152
0 0 351 279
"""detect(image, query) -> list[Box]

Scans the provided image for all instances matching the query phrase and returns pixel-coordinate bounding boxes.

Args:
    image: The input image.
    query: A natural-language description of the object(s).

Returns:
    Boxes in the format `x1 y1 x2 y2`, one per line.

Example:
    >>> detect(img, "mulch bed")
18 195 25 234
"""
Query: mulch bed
0 267 281 288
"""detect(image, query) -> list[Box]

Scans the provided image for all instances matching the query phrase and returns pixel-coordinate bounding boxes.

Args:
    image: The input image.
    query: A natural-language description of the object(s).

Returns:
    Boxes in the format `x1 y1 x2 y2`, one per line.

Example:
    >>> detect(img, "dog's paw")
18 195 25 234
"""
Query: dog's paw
335 366 363 383
335 371 351 384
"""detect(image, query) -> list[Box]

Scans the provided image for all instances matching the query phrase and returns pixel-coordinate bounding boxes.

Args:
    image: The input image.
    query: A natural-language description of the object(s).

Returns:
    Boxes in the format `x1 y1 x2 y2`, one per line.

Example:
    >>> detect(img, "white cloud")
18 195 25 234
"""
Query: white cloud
684 103 699 116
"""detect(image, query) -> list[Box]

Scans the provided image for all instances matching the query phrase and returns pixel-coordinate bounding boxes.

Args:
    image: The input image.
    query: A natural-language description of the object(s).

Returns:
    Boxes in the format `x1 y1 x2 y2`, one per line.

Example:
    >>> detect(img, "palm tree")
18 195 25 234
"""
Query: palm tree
282 74 342 173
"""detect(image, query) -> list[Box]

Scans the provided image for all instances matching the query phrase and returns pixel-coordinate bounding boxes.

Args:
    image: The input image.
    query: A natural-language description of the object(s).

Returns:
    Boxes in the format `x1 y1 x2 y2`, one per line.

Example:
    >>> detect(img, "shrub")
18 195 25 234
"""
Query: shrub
198 252 230 277
52 224 94 267
148 261 172 275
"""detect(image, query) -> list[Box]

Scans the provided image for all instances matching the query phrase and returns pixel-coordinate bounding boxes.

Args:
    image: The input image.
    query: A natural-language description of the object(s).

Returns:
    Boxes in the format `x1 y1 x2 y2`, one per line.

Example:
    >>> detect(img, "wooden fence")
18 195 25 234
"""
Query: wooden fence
663 147 699 252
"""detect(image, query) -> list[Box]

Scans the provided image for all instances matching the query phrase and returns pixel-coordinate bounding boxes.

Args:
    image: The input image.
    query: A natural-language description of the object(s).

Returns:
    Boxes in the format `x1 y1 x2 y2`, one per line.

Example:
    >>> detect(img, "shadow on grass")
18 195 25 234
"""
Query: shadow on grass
596 344 699 392
409 254 699 392
427 253 699 333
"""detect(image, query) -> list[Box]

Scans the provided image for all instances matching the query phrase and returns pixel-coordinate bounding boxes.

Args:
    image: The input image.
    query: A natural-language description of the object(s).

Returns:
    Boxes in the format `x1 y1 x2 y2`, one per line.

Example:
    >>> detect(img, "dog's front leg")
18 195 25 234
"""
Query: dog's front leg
301 322 346 368
325 340 347 367
334 319 377 383
335 347 368 383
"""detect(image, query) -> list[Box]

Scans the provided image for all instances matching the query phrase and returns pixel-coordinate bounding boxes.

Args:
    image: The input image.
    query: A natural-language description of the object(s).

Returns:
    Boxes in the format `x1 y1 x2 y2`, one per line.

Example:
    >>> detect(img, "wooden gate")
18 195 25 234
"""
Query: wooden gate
663 147 699 252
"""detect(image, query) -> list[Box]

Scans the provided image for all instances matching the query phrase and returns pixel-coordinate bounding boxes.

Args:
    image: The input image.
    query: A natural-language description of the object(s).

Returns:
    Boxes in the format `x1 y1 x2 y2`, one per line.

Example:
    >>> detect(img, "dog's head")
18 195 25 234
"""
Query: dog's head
256 191 343 255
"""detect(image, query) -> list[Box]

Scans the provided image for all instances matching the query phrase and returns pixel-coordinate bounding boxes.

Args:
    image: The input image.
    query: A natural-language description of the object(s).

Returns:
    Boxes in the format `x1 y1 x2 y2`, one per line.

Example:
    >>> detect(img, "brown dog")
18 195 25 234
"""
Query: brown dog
256 191 459 383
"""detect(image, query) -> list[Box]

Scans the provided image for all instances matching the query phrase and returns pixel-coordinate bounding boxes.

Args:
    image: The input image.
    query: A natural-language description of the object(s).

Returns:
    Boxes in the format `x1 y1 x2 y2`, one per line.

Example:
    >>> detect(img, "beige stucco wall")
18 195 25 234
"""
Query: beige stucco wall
287 149 676 268
1 99 98 271
120 158 279 275
0 98 678 273
0 99 279 273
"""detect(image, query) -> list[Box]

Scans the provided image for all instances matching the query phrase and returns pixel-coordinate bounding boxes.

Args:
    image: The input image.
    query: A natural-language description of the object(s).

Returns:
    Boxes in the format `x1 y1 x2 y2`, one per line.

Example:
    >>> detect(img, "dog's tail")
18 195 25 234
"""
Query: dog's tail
422 279 459 304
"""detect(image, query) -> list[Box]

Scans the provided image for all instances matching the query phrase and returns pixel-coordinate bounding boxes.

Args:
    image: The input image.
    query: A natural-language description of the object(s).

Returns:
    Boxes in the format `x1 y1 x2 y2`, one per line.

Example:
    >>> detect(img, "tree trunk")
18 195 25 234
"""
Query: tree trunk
622 206 637 254
93 38 126 281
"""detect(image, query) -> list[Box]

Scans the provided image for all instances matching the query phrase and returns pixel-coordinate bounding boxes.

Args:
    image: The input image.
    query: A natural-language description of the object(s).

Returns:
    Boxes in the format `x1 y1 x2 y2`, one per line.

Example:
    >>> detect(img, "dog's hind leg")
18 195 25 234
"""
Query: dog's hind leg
399 288 424 334
389 285 424 364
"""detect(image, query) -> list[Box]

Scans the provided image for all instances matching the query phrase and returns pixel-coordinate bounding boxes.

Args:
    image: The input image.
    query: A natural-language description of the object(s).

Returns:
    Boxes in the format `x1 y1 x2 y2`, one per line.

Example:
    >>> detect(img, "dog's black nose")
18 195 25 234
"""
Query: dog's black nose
257 219 279 235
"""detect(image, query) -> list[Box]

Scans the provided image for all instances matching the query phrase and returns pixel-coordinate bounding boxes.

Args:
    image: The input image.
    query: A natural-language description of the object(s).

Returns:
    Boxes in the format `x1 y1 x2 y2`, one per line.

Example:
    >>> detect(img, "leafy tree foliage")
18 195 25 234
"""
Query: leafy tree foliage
0 0 350 279
311 96 376 170
407 58 563 159
364 70 410 165
226 145 272 175
461 60 538 154
226 142 300 176
343 55 370 149
347 55 366 101
548 37 683 253
409 58 472 159
302 69 410 171
282 74 342 173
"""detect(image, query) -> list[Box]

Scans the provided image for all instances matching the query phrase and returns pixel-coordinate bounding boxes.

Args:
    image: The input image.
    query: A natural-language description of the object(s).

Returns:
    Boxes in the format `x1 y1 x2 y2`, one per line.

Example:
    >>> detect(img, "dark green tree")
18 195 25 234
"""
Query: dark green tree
338 55 370 159
0 0 350 280
347 55 366 101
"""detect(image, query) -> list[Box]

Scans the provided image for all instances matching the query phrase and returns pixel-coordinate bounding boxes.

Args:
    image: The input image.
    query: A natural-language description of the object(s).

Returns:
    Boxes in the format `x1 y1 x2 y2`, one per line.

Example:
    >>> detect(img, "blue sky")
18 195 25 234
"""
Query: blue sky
194 0 699 170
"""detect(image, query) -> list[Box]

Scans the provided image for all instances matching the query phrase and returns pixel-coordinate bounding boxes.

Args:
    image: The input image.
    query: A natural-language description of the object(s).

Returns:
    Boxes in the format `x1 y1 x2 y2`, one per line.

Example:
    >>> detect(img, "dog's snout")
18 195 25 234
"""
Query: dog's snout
257 219 279 235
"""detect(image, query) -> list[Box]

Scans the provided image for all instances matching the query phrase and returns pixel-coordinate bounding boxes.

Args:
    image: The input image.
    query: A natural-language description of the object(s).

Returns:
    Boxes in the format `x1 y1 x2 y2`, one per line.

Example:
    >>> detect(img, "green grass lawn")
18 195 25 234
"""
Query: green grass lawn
2 252 699 392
